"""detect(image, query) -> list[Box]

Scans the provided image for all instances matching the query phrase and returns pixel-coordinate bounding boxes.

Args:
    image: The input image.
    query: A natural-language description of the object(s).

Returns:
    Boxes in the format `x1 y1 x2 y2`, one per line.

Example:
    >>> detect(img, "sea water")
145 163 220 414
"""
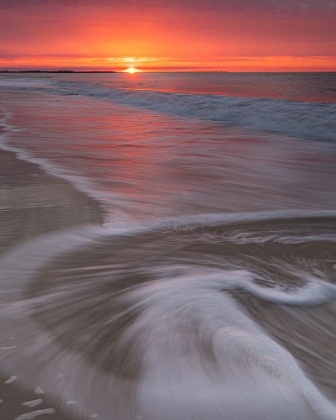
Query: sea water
0 72 336 419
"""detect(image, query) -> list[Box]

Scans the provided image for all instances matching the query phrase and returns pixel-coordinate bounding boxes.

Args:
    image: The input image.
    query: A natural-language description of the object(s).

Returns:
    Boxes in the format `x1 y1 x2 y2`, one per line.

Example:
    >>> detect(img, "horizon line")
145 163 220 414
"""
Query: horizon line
1 69 336 73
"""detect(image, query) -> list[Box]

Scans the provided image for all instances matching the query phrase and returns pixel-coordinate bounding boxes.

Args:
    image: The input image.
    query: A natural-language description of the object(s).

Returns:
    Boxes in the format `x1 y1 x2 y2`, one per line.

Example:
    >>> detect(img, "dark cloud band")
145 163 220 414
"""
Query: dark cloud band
1 0 335 12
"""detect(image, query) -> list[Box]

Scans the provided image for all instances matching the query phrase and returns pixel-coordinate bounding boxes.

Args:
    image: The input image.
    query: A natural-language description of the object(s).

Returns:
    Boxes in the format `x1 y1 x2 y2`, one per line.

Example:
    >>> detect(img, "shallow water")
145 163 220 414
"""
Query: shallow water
0 73 336 419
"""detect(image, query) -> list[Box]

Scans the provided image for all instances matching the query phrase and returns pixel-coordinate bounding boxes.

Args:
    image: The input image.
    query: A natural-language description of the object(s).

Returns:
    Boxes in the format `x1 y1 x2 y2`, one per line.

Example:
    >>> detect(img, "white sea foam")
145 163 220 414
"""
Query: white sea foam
0 212 336 419
5 375 17 384
14 408 55 420
22 399 43 408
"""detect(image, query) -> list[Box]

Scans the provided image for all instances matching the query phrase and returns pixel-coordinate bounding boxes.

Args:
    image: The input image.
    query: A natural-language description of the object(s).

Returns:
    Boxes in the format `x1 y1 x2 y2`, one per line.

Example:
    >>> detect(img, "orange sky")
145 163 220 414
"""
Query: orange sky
0 1 335 71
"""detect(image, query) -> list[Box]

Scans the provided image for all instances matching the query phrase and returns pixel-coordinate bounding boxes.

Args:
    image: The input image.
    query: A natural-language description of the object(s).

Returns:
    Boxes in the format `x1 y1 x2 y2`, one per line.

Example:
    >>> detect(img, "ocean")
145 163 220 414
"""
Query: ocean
0 72 336 420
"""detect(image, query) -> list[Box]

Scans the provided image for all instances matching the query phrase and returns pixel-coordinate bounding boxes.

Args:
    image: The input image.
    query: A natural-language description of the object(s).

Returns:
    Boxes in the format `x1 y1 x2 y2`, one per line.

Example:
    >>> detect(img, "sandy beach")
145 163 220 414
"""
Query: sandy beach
0 146 103 419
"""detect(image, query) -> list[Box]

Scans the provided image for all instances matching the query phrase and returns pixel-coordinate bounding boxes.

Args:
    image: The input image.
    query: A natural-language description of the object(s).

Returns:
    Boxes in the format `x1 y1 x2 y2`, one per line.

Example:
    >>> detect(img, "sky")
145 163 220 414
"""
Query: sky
0 0 335 71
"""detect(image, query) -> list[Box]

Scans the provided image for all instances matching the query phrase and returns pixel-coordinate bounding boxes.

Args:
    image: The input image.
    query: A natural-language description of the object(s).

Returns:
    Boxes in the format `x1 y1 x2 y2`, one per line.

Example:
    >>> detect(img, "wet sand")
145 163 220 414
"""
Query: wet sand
0 147 103 419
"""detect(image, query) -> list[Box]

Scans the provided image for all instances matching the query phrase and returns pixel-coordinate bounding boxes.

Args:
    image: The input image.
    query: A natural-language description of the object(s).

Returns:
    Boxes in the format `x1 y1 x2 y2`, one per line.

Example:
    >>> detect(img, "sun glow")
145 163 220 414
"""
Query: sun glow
125 67 139 74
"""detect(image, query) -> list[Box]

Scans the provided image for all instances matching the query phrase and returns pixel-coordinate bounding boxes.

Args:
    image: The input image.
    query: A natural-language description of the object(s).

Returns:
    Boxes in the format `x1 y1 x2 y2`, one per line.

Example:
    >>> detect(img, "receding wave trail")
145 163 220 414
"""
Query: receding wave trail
1 77 336 141
1 211 336 420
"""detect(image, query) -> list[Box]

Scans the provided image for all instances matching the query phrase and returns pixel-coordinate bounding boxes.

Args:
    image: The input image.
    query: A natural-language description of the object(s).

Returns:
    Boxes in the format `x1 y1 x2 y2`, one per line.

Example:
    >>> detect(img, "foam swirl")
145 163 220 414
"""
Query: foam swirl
0 212 336 419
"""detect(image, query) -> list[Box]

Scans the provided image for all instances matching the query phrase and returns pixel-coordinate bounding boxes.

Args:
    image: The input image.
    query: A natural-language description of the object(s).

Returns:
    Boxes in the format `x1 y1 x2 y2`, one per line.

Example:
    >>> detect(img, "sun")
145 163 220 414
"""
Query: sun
125 67 139 74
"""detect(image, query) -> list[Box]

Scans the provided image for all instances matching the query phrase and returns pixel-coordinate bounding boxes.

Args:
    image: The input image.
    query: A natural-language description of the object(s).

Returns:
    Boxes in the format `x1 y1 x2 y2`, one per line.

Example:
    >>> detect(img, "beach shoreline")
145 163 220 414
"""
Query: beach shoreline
0 142 104 419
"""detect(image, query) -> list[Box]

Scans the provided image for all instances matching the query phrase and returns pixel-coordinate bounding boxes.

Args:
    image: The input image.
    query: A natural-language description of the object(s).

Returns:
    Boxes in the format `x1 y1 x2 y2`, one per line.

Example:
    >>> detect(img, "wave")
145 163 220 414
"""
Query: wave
1 76 335 141
1 211 336 419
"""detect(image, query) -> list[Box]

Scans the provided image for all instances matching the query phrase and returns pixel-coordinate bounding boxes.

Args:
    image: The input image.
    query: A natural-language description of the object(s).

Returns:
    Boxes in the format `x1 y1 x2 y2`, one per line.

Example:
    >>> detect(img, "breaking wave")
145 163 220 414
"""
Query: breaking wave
1 77 335 141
